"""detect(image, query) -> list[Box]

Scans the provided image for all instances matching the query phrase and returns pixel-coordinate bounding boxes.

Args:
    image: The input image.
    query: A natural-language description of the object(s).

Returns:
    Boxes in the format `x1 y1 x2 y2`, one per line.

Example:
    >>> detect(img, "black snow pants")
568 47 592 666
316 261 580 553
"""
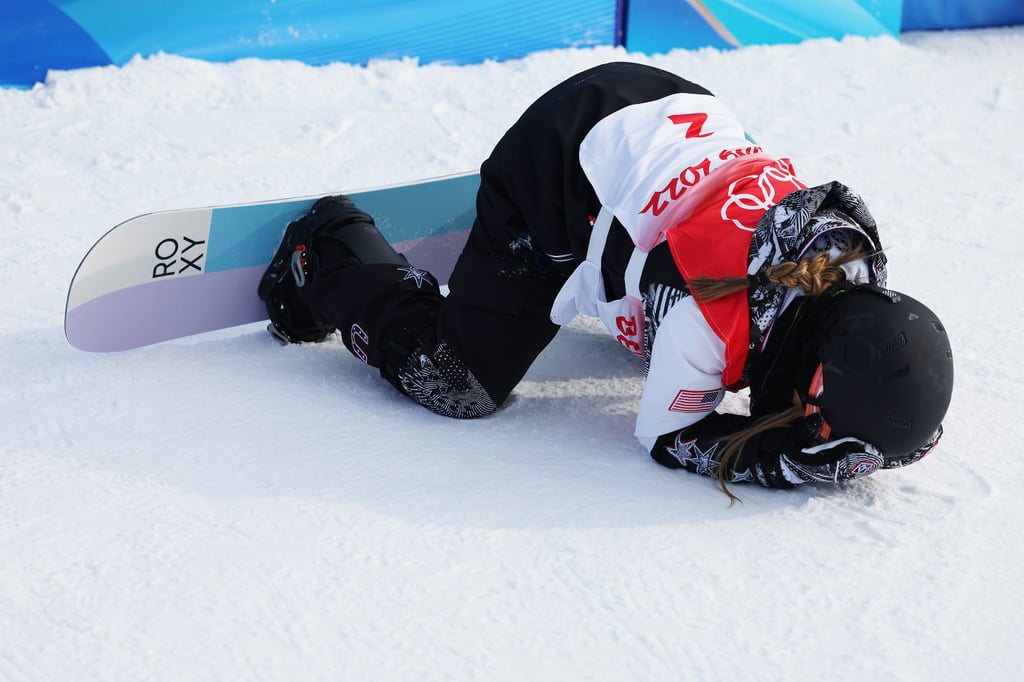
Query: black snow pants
306 62 711 417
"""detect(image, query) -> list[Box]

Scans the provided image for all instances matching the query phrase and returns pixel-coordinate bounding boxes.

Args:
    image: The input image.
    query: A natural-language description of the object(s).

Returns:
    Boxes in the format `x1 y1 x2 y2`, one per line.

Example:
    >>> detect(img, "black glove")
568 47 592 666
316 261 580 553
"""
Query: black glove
784 437 884 483
655 413 889 489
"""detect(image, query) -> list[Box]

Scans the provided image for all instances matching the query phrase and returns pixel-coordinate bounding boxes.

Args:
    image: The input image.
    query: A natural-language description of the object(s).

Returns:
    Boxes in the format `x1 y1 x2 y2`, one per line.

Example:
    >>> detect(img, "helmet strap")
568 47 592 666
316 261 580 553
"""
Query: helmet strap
803 363 833 440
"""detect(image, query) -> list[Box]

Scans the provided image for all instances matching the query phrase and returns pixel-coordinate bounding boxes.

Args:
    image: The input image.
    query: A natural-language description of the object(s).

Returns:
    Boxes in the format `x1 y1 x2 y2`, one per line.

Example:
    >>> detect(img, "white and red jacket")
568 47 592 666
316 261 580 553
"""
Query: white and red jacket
545 89 882 451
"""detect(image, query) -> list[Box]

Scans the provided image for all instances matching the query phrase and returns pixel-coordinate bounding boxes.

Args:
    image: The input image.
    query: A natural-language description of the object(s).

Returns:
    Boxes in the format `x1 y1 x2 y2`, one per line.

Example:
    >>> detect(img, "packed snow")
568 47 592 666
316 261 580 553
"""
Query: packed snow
2 27 1022 681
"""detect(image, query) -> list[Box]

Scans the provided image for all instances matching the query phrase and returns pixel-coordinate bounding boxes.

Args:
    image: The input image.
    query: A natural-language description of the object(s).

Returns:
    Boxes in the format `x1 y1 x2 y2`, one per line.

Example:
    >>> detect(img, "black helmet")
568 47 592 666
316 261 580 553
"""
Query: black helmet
810 285 954 456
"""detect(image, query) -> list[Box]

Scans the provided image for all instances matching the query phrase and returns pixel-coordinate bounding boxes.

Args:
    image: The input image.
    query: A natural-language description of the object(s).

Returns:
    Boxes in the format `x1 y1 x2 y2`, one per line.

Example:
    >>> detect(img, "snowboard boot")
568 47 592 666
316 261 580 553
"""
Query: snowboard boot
258 195 407 344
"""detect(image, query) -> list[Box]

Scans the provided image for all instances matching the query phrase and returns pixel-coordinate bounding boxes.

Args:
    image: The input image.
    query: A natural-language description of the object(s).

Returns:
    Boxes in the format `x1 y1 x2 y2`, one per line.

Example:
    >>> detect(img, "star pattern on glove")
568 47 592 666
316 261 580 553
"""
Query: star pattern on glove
665 435 697 467
688 442 720 477
665 434 720 476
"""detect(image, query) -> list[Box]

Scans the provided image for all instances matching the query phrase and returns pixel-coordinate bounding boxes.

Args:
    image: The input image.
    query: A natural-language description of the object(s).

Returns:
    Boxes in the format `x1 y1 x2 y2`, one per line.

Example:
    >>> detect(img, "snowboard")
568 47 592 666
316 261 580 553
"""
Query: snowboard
65 171 479 352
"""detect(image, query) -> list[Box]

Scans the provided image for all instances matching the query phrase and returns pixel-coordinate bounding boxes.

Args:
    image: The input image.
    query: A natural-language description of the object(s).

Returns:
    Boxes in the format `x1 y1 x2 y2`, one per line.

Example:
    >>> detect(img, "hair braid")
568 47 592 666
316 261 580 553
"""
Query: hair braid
764 252 848 297
689 249 867 303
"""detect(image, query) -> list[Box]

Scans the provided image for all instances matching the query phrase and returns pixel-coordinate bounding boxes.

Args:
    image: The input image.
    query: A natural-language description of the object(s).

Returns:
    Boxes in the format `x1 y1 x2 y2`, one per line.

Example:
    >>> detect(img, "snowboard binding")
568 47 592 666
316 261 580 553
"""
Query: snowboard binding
258 196 375 344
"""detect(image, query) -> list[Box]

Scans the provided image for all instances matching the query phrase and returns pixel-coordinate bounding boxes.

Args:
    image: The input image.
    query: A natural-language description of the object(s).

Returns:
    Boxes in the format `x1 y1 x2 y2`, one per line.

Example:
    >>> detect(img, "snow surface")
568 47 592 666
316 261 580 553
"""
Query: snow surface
2 28 1023 682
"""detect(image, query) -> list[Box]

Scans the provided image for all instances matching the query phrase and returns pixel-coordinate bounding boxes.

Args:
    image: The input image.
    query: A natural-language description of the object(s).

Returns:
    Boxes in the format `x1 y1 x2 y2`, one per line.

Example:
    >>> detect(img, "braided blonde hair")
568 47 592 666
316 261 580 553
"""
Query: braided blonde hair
689 251 862 303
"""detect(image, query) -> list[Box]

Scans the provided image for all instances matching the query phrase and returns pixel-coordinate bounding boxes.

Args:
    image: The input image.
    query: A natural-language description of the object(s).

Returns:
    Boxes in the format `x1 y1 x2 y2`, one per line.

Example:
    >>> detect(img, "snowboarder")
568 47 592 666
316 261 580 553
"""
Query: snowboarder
259 62 953 498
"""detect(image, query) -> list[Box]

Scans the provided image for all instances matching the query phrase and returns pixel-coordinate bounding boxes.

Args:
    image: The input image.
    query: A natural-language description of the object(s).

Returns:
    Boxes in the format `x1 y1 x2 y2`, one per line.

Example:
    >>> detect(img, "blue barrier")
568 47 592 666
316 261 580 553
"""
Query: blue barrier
902 0 1024 31
1 0 112 86
2 0 1021 88
624 0 901 53
1 0 616 88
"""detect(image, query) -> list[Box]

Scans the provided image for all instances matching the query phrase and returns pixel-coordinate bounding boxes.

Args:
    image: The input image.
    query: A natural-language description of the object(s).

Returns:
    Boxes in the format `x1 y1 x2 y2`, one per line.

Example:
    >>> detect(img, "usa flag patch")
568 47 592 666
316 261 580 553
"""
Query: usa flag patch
668 388 722 413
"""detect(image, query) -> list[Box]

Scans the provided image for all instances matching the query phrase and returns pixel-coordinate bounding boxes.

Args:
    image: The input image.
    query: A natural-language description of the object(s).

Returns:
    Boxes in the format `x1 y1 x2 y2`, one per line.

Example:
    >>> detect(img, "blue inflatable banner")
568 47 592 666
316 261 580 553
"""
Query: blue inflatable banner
2 0 1022 88
0 0 616 88
902 0 1024 31
625 0 902 53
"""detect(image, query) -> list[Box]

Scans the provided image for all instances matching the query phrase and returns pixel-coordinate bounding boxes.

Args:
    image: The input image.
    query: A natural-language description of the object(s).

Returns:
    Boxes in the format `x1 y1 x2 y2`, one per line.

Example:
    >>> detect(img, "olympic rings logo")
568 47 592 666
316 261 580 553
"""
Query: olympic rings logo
720 159 805 231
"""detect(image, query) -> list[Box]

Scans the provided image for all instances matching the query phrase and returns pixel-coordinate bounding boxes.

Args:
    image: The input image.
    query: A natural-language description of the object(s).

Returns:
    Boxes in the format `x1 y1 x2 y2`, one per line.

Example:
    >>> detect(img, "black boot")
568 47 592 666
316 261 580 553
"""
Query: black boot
258 196 404 344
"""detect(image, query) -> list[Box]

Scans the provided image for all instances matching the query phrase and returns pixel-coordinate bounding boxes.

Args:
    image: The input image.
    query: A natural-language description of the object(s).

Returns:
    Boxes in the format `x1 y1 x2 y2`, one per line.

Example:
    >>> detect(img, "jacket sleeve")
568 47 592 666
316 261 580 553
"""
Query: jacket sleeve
650 414 942 488
634 296 728 449
650 412 814 488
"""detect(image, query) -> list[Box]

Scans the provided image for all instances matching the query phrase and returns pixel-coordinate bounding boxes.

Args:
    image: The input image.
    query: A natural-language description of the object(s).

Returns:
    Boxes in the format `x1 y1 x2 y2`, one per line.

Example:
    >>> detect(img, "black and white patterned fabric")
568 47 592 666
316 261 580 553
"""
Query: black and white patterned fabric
397 341 498 419
741 181 888 383
642 282 690 368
